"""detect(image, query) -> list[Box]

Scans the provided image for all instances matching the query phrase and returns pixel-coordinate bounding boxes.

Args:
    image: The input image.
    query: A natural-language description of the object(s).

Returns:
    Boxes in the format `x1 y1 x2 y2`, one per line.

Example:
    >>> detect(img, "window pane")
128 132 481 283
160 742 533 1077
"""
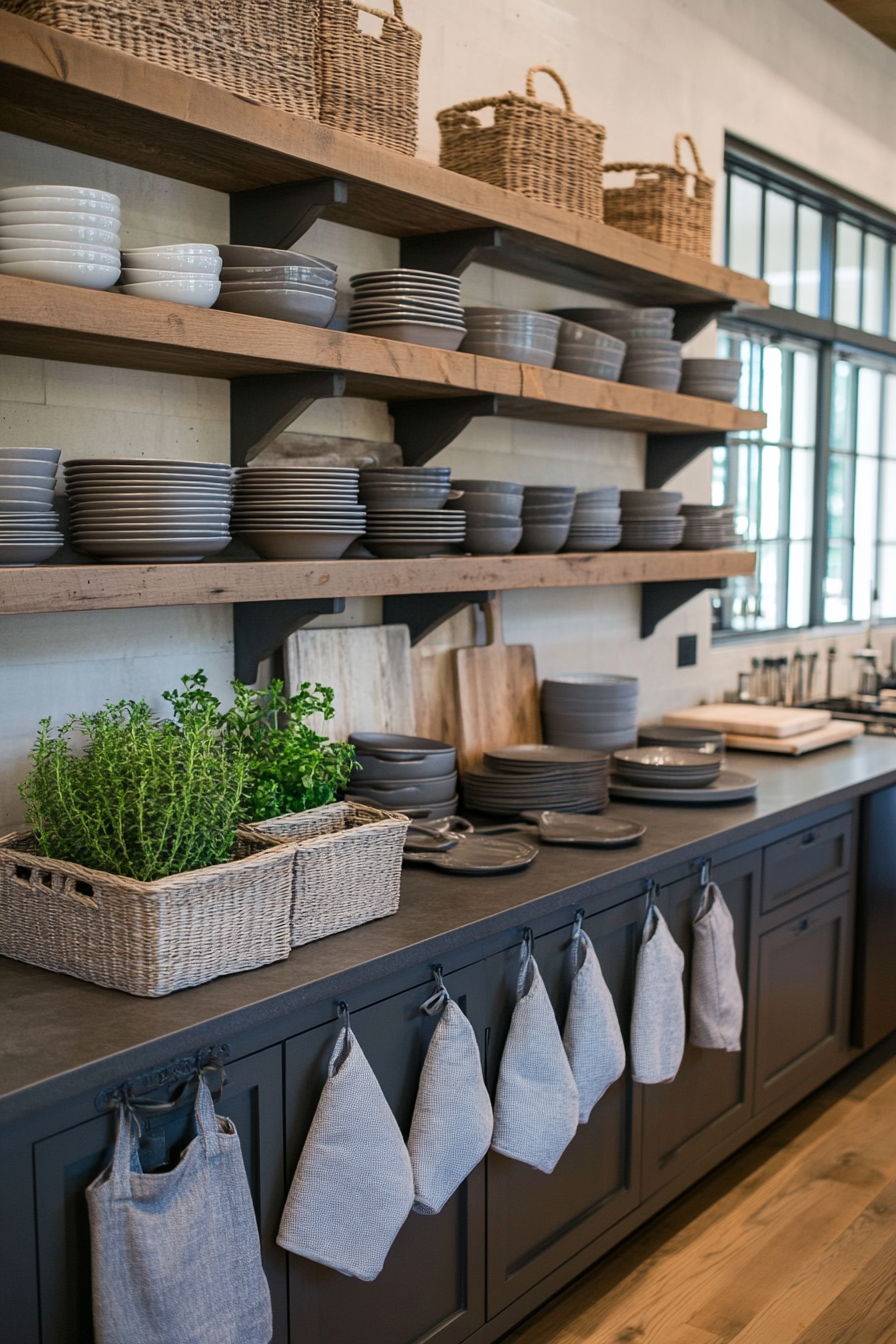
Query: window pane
891 247 896 341
759 443 783 540
884 374 896 458
790 447 815 540
762 345 783 442
878 460 896 542
862 234 887 335
824 541 851 623
728 175 762 276
796 204 823 316
792 350 817 447
788 540 812 628
827 453 853 540
879 545 896 618
757 541 786 630
764 191 795 307
853 455 879 620
830 360 853 450
834 221 862 327
856 367 882 456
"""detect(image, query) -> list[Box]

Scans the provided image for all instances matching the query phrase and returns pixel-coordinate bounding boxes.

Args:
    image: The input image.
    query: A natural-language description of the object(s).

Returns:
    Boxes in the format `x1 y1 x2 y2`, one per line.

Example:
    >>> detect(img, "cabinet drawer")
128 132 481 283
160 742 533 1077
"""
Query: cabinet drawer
762 812 852 913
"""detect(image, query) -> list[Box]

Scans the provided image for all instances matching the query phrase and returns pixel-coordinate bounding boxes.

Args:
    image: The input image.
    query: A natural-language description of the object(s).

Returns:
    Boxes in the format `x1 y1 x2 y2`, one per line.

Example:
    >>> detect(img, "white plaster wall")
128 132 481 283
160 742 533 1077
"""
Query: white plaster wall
1 0 895 827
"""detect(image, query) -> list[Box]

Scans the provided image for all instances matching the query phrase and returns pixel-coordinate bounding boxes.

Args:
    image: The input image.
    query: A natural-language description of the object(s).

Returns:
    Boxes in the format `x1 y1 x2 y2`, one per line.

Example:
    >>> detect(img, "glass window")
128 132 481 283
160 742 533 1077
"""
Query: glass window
764 191 795 308
834 221 862 326
728 174 762 277
796 204 823 317
862 234 887 335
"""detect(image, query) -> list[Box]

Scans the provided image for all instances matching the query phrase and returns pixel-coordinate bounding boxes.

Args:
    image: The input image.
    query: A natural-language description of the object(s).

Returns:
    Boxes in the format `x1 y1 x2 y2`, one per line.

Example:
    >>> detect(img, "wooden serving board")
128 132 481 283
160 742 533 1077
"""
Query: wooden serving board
723 720 865 754
453 595 541 772
411 646 459 746
284 624 416 742
662 703 832 739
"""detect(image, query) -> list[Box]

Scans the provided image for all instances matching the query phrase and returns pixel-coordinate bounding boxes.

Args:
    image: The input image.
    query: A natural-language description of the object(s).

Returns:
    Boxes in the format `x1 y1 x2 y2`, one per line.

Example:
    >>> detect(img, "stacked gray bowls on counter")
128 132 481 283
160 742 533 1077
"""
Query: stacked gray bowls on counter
619 489 685 550
360 466 465 557
519 485 576 553
541 674 639 752
679 358 742 402
563 486 622 551
612 746 723 790
681 503 739 549
446 478 523 555
553 319 626 381
214 246 337 326
461 307 561 366
348 269 464 349
232 466 365 559
638 724 725 755
347 733 458 820
0 448 63 566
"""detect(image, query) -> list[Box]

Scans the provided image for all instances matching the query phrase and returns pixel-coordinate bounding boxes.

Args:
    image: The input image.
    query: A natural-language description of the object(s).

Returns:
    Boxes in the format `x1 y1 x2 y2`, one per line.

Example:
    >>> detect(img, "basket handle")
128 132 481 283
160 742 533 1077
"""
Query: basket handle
674 132 705 176
525 65 574 111
348 0 405 24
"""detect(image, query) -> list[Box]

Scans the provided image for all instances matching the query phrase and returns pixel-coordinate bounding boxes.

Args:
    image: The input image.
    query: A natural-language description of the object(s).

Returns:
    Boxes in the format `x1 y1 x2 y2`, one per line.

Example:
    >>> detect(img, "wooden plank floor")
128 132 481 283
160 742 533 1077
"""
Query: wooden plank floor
504 1039 896 1344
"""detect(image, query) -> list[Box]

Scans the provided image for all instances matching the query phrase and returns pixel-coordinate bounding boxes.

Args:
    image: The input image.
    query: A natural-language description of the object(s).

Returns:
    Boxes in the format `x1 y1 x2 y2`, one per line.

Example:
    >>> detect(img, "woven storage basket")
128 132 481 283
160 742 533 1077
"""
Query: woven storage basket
0 829 294 997
245 800 409 947
437 66 605 221
318 0 421 155
2 0 320 120
603 134 714 259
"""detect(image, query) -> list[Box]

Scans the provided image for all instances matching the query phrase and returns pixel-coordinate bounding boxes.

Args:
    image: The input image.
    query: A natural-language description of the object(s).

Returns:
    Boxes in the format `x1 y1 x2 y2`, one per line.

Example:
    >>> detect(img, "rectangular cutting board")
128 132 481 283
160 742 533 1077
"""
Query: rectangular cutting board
453 595 540 772
662 703 832 739
285 624 416 742
722 720 865 754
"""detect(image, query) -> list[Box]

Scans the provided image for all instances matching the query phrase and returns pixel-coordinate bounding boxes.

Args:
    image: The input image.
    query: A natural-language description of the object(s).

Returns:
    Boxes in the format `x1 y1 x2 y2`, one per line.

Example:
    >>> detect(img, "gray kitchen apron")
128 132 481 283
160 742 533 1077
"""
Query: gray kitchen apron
562 911 626 1122
690 880 744 1051
630 902 686 1084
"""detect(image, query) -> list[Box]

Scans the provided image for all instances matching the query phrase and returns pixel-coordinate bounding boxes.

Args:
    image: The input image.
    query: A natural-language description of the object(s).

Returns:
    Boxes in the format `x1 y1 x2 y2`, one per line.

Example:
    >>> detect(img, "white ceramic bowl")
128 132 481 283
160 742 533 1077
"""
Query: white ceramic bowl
0 448 61 462
0 459 58 477
0 223 120 246
121 248 222 275
0 196 121 219
0 245 120 265
118 276 221 306
0 184 119 205
0 485 55 504
0 209 120 230
0 258 120 288
120 267 220 284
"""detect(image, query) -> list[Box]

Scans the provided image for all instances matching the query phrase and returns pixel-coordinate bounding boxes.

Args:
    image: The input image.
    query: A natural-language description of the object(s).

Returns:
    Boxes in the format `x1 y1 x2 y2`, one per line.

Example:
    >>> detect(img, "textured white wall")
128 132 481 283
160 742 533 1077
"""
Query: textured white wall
1 0 895 826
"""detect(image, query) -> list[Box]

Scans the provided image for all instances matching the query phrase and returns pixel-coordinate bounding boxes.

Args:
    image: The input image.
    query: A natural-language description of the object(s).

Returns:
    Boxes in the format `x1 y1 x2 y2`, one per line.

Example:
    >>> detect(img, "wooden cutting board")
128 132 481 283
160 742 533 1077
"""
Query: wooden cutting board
723 720 865 754
453 595 541 772
662 703 832 739
284 624 416 742
412 646 459 746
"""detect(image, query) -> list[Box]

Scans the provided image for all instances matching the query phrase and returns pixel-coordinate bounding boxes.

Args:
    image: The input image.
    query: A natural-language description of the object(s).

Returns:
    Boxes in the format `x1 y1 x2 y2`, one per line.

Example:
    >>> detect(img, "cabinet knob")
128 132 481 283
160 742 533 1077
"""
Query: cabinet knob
802 831 816 846
794 917 810 935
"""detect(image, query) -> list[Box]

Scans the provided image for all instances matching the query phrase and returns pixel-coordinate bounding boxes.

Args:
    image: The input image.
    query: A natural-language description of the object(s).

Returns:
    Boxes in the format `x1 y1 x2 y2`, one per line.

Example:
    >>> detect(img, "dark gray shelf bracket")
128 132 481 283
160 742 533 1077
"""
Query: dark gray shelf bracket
400 227 504 276
646 431 728 489
641 579 721 639
383 591 495 644
231 372 346 466
233 597 346 683
389 395 499 465
672 302 736 344
230 177 348 250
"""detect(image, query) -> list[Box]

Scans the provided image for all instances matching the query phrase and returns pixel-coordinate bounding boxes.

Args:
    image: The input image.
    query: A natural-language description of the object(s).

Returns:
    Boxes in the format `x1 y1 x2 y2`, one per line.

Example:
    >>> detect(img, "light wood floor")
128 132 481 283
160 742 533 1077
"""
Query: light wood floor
504 1040 896 1344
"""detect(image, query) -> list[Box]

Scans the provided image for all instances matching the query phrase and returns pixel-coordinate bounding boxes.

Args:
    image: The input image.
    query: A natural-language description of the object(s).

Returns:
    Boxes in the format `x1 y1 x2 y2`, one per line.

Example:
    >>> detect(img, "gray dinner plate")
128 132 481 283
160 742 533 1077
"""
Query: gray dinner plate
519 810 646 846
403 832 539 874
609 770 758 803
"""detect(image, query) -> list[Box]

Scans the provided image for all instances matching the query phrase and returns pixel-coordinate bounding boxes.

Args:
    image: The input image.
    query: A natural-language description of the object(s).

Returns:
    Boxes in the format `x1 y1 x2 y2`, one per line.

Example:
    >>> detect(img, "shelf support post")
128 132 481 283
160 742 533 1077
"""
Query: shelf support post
641 579 721 639
389 395 499 465
399 227 504 276
233 598 346 684
645 432 728 489
230 178 349 250
382 591 495 644
230 372 346 465
672 302 737 344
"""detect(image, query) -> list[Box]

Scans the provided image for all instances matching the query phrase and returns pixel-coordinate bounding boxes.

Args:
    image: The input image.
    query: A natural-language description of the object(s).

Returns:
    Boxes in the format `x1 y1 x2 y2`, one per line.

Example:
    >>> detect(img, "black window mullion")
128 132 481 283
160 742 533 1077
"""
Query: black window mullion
820 211 837 323
809 344 834 627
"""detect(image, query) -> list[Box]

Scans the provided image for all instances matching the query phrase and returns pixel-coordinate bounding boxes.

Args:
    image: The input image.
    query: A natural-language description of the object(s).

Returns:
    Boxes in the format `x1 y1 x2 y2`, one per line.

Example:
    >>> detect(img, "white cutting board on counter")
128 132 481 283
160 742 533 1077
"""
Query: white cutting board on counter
723 720 865 754
284 625 416 742
662 703 832 739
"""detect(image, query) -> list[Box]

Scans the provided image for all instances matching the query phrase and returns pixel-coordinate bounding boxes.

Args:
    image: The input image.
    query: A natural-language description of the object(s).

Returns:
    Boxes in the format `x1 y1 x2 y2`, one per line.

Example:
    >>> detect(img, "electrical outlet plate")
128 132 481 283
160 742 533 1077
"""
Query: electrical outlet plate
678 634 698 667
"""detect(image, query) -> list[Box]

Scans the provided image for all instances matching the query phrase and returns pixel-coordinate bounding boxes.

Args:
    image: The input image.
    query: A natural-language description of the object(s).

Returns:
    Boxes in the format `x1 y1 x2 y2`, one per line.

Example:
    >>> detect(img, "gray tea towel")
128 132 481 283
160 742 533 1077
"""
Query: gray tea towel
690 880 744 1051
491 932 580 1174
277 1020 414 1281
408 974 493 1215
562 913 626 1122
630 903 686 1084
86 1075 272 1344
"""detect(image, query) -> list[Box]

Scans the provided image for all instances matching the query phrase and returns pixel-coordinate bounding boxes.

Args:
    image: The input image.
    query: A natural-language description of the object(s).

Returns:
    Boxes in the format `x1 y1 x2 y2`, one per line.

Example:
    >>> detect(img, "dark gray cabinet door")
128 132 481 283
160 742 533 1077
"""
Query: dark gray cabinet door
640 851 759 1197
484 895 642 1319
31 1044 286 1344
283 962 487 1344
854 785 896 1048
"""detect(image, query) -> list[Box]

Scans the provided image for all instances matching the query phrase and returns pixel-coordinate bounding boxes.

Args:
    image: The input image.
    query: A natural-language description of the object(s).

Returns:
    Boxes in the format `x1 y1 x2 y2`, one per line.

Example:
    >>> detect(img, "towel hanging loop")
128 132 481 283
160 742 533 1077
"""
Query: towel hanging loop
644 878 659 915
337 999 351 1032
695 856 712 887
572 907 585 939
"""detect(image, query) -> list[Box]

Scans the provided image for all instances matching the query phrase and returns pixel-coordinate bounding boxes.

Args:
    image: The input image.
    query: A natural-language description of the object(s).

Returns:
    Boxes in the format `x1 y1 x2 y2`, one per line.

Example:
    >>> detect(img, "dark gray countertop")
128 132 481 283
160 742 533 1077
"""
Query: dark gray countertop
3 736 896 1125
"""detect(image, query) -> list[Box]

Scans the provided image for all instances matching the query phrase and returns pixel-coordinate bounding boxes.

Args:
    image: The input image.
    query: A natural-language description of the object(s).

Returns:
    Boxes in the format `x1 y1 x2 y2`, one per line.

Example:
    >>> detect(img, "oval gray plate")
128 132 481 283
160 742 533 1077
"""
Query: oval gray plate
519 810 646 846
403 832 538 874
608 770 758 803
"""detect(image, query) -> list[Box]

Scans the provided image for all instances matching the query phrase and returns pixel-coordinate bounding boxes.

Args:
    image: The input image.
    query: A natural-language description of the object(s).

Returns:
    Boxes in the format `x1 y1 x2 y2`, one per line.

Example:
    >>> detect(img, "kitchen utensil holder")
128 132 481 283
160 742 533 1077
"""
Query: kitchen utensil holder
603 133 713 259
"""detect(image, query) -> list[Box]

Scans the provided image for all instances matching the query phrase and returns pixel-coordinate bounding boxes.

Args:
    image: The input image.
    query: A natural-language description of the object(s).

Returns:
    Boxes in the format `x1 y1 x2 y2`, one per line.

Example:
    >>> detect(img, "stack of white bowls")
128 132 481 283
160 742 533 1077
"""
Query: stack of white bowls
681 504 739 549
541 674 639 753
620 489 685 550
65 458 233 563
553 319 626 380
0 184 121 289
563 486 622 552
119 243 221 307
232 466 365 559
679 358 743 402
461 307 561 366
0 448 64 567
445 479 524 555
216 246 337 325
348 269 464 349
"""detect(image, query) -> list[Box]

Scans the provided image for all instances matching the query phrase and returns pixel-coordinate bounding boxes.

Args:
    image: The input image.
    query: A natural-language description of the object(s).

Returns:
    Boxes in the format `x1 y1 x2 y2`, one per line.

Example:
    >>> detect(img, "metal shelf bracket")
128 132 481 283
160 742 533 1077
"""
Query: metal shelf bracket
383 591 495 644
672 302 737 344
230 177 348 250
389 395 499 465
233 597 346 683
645 431 728 489
641 579 721 639
400 227 504 276
231 372 346 466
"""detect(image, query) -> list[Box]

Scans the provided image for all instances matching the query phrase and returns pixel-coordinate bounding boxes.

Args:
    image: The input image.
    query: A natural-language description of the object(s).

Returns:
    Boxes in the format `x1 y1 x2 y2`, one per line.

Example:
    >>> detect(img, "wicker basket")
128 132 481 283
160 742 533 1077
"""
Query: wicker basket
245 800 409 947
3 0 320 120
318 0 421 155
437 66 605 221
0 829 294 997
603 134 714 260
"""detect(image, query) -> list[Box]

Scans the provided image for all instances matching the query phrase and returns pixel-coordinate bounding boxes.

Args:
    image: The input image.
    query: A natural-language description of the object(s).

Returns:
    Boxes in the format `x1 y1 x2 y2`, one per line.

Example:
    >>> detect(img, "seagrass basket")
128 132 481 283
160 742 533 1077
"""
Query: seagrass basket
0 829 294 996
437 66 605 221
2 0 320 120
318 0 421 154
245 800 409 947
603 134 714 259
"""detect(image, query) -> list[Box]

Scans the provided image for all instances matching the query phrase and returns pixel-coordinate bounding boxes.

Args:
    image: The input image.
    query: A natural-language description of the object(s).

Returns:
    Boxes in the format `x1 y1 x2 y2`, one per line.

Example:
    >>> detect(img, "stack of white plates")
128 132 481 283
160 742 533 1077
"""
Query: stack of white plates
119 243 221 307
0 448 63 566
541 674 639 753
348 269 464 349
620 489 684 550
215 245 337 325
232 467 364 559
563 485 622 552
65 458 232 562
679 358 742 402
681 504 739 550
0 184 120 289
461 307 561 367
612 747 723 790
363 505 466 558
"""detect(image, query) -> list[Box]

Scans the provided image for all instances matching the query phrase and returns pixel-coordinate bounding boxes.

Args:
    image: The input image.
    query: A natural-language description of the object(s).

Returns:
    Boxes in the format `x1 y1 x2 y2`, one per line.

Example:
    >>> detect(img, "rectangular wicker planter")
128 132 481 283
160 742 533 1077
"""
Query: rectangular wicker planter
0 830 294 997
245 800 409 947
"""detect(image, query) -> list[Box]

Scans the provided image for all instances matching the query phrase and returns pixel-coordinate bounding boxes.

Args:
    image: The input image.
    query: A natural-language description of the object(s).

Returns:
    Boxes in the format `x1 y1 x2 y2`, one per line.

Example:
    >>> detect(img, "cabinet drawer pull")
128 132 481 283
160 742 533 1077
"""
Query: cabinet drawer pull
793 917 810 935
802 831 816 846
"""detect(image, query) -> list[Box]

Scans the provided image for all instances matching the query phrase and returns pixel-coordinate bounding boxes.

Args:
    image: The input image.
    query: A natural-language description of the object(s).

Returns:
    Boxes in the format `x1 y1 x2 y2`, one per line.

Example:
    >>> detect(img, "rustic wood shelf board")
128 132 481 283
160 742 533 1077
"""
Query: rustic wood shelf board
0 12 769 310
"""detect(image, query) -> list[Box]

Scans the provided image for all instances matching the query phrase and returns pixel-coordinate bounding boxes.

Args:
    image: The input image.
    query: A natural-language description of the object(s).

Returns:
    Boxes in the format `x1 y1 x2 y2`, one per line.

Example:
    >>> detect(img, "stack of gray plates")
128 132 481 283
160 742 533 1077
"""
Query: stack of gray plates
65 458 232 562
563 485 621 552
551 306 675 343
445 478 523 555
461 308 561 367
679 358 742 402
347 732 458 819
541 674 639 752
462 745 609 816
638 724 725 755
612 747 722 790
681 504 738 550
214 245 337 326
0 448 63 566
232 467 364 559
0 184 120 289
620 489 684 550
519 485 576 554
349 269 464 349
363 500 465 558
553 319 626 380
359 466 452 510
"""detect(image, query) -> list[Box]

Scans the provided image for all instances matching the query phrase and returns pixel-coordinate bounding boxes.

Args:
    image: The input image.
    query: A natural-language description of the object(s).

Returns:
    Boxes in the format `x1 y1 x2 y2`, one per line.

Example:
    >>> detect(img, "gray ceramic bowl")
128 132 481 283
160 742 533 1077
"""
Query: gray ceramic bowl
447 495 522 519
459 335 557 366
349 771 459 806
452 508 523 526
214 287 336 326
524 485 577 499
452 479 524 494
465 525 523 555
351 752 456 780
554 351 625 381
517 522 570 554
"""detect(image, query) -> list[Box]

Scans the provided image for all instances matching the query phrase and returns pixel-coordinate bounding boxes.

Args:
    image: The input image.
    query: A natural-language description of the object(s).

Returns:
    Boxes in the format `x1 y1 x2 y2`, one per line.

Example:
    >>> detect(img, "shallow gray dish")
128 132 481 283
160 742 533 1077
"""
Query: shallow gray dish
0 539 63 566
517 522 570 554
453 479 524 494
465 525 523 555
459 335 556 366
364 539 462 558
349 772 459 806
0 447 61 463
349 320 465 350
239 529 360 559
554 351 625 381
214 287 336 326
454 508 522 526
524 486 577 499
609 770 757 804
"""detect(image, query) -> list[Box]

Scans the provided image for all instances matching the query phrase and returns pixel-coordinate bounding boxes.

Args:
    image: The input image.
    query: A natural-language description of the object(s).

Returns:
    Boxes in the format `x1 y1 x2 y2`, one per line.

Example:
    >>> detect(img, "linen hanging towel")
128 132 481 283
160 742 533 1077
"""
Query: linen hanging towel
407 973 493 1215
562 912 626 1122
630 901 686 1084
86 1075 272 1344
491 931 580 1174
690 880 744 1051
277 1014 414 1281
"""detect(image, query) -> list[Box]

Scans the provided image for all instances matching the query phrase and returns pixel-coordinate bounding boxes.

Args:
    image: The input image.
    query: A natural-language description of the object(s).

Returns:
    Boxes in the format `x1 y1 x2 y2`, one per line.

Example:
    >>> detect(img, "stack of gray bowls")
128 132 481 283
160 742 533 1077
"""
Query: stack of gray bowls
553 319 626 381
551 306 681 391
461 307 561 367
446 479 523 555
541 674 639 753
620 489 685 550
359 466 465 557
346 733 458 820
681 503 738 550
563 486 622 551
215 246 337 326
519 485 576 554
679 358 743 402
0 447 63 567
